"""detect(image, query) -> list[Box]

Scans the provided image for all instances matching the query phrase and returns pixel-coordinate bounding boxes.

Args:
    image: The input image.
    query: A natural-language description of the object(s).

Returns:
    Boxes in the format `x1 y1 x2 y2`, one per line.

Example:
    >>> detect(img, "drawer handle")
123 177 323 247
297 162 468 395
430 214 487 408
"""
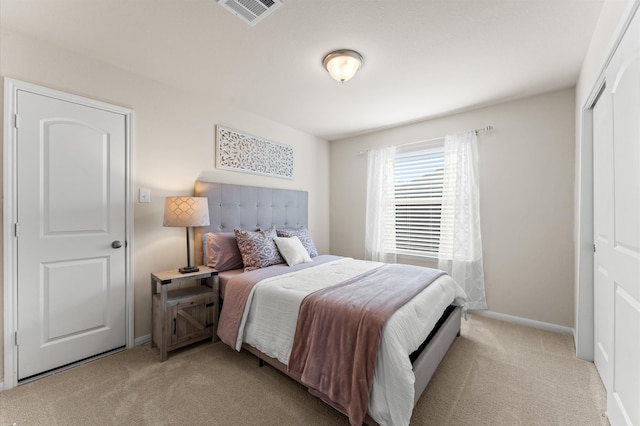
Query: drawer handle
206 302 214 308
173 318 176 335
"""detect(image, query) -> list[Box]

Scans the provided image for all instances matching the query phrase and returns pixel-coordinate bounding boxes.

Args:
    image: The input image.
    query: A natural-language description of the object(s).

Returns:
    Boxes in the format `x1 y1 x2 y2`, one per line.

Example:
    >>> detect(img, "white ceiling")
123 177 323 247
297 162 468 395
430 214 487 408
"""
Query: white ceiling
1 0 604 140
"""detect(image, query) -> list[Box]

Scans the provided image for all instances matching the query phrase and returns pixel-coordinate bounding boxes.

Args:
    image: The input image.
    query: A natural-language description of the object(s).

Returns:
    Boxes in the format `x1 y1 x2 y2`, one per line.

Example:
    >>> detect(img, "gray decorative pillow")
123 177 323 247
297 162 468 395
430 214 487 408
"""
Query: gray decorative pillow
234 226 284 271
277 227 318 257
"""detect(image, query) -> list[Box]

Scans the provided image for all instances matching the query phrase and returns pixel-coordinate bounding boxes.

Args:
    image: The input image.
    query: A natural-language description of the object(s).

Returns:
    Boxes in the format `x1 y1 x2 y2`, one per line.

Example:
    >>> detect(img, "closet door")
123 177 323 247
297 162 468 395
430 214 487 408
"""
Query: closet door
596 9 640 425
593 87 613 393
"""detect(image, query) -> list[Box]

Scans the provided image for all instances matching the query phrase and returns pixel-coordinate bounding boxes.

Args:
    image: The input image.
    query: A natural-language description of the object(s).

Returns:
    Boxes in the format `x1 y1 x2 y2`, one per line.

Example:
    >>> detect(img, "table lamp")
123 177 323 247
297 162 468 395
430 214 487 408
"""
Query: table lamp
163 196 210 273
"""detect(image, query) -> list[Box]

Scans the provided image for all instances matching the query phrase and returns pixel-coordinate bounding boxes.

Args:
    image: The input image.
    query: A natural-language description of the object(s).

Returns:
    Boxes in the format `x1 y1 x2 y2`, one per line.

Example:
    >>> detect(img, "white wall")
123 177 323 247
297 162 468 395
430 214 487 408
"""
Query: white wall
330 88 576 329
0 29 331 383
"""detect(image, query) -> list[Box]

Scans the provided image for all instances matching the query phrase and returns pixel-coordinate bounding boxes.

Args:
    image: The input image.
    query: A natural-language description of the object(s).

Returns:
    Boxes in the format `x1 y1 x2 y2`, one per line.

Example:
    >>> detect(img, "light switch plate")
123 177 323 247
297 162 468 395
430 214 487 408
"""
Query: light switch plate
139 188 151 203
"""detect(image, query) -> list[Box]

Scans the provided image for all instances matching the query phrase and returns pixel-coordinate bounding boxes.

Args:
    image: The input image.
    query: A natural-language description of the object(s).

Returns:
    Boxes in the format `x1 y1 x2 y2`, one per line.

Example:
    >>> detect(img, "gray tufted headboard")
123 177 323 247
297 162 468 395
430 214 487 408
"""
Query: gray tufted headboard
193 180 309 266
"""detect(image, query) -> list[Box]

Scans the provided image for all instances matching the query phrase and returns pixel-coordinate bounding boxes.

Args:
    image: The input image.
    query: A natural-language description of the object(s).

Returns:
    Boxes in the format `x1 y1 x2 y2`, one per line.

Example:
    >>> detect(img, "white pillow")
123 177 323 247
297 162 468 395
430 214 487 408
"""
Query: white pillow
274 236 312 266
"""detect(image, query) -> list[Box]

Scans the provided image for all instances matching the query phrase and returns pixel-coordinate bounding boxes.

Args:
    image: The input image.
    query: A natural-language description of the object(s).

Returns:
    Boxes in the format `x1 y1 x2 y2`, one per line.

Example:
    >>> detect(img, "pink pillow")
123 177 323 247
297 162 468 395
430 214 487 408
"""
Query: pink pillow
204 232 244 271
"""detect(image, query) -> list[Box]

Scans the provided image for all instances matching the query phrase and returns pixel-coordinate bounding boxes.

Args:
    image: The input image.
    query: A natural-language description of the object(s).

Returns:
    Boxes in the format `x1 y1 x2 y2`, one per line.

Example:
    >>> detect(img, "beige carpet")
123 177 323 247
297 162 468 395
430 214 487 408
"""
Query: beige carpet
0 314 608 425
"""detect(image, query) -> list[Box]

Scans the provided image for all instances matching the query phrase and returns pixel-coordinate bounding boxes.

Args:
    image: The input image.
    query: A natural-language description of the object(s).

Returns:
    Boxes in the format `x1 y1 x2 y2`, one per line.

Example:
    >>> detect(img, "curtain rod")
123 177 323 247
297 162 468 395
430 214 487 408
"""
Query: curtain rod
358 125 493 155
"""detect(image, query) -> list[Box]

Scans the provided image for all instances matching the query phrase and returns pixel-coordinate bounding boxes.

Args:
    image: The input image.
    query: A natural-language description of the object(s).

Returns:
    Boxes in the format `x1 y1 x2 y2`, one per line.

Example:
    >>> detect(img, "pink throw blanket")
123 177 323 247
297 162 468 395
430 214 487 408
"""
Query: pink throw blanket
288 264 444 426
217 255 342 349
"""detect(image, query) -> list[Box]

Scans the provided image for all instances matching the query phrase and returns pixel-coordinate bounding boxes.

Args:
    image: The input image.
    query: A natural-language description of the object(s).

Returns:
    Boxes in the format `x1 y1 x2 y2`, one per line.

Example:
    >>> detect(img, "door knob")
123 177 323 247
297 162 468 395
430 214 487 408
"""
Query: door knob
112 241 123 249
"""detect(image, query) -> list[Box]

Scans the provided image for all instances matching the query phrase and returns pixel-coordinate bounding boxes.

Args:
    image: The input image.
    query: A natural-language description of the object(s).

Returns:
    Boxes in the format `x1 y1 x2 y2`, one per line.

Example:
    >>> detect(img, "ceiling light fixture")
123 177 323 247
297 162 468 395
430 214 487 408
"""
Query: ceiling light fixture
322 49 364 83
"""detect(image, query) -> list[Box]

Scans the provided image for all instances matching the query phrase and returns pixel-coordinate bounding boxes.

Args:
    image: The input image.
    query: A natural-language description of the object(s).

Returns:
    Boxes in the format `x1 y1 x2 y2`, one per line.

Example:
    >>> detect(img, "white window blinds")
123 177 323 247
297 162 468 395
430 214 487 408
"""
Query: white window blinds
390 143 446 257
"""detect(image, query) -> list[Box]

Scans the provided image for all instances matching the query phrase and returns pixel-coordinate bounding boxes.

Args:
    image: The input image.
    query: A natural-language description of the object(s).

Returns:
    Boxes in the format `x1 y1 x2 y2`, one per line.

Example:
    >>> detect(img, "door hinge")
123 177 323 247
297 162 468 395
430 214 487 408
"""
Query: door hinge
593 244 596 253
13 113 19 129
15 331 19 346
14 223 20 237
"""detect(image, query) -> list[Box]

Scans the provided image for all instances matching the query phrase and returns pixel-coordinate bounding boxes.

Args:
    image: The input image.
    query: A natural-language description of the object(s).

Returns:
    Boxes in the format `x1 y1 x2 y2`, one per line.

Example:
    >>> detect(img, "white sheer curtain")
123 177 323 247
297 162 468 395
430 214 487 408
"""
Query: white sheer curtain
365 146 397 263
438 131 488 310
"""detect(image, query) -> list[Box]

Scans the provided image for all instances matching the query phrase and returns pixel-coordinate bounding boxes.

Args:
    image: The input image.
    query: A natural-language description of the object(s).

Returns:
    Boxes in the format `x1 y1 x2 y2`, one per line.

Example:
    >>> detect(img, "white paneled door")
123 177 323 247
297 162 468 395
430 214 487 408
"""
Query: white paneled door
593 9 640 426
15 89 127 380
593 86 613 393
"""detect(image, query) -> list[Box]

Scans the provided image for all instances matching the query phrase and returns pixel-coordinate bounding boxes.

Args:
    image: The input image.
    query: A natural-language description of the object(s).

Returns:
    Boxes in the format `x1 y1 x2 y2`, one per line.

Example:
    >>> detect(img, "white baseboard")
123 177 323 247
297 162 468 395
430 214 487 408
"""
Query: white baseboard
134 334 151 346
469 309 575 336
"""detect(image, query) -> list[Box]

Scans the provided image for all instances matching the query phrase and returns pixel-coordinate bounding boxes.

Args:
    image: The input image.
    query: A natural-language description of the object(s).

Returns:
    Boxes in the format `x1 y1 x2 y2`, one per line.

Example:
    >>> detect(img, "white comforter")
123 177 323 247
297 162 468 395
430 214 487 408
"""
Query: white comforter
235 257 467 426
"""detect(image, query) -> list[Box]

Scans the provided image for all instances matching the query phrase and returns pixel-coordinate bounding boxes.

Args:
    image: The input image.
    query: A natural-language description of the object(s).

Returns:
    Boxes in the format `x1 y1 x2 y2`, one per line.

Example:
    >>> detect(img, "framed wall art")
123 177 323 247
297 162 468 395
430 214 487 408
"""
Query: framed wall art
215 125 294 180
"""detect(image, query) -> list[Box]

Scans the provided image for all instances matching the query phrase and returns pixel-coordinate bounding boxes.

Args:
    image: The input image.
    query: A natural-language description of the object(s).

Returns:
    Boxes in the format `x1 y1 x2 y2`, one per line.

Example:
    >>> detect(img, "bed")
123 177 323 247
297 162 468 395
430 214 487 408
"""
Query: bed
193 180 467 426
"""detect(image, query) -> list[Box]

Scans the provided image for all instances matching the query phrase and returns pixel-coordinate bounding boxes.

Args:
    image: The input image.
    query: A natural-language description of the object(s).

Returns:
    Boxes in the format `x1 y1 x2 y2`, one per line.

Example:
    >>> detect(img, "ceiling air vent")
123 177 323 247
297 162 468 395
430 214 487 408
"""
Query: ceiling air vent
217 0 283 26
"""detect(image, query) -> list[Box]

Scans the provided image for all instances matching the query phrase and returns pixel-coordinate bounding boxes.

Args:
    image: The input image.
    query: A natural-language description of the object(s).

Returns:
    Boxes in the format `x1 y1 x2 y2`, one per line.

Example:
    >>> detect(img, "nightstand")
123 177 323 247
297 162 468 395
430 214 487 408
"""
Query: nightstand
150 266 219 361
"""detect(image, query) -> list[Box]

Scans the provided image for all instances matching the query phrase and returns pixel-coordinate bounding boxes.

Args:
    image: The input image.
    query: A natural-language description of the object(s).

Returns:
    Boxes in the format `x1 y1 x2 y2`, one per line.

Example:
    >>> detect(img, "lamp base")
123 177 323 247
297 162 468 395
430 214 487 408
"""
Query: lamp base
178 266 199 274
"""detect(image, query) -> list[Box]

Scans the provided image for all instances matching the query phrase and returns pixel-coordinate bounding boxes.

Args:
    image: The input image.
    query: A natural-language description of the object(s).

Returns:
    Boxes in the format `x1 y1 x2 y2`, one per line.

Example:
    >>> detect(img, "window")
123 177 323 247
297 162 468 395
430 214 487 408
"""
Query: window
388 142 445 258
367 131 486 306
